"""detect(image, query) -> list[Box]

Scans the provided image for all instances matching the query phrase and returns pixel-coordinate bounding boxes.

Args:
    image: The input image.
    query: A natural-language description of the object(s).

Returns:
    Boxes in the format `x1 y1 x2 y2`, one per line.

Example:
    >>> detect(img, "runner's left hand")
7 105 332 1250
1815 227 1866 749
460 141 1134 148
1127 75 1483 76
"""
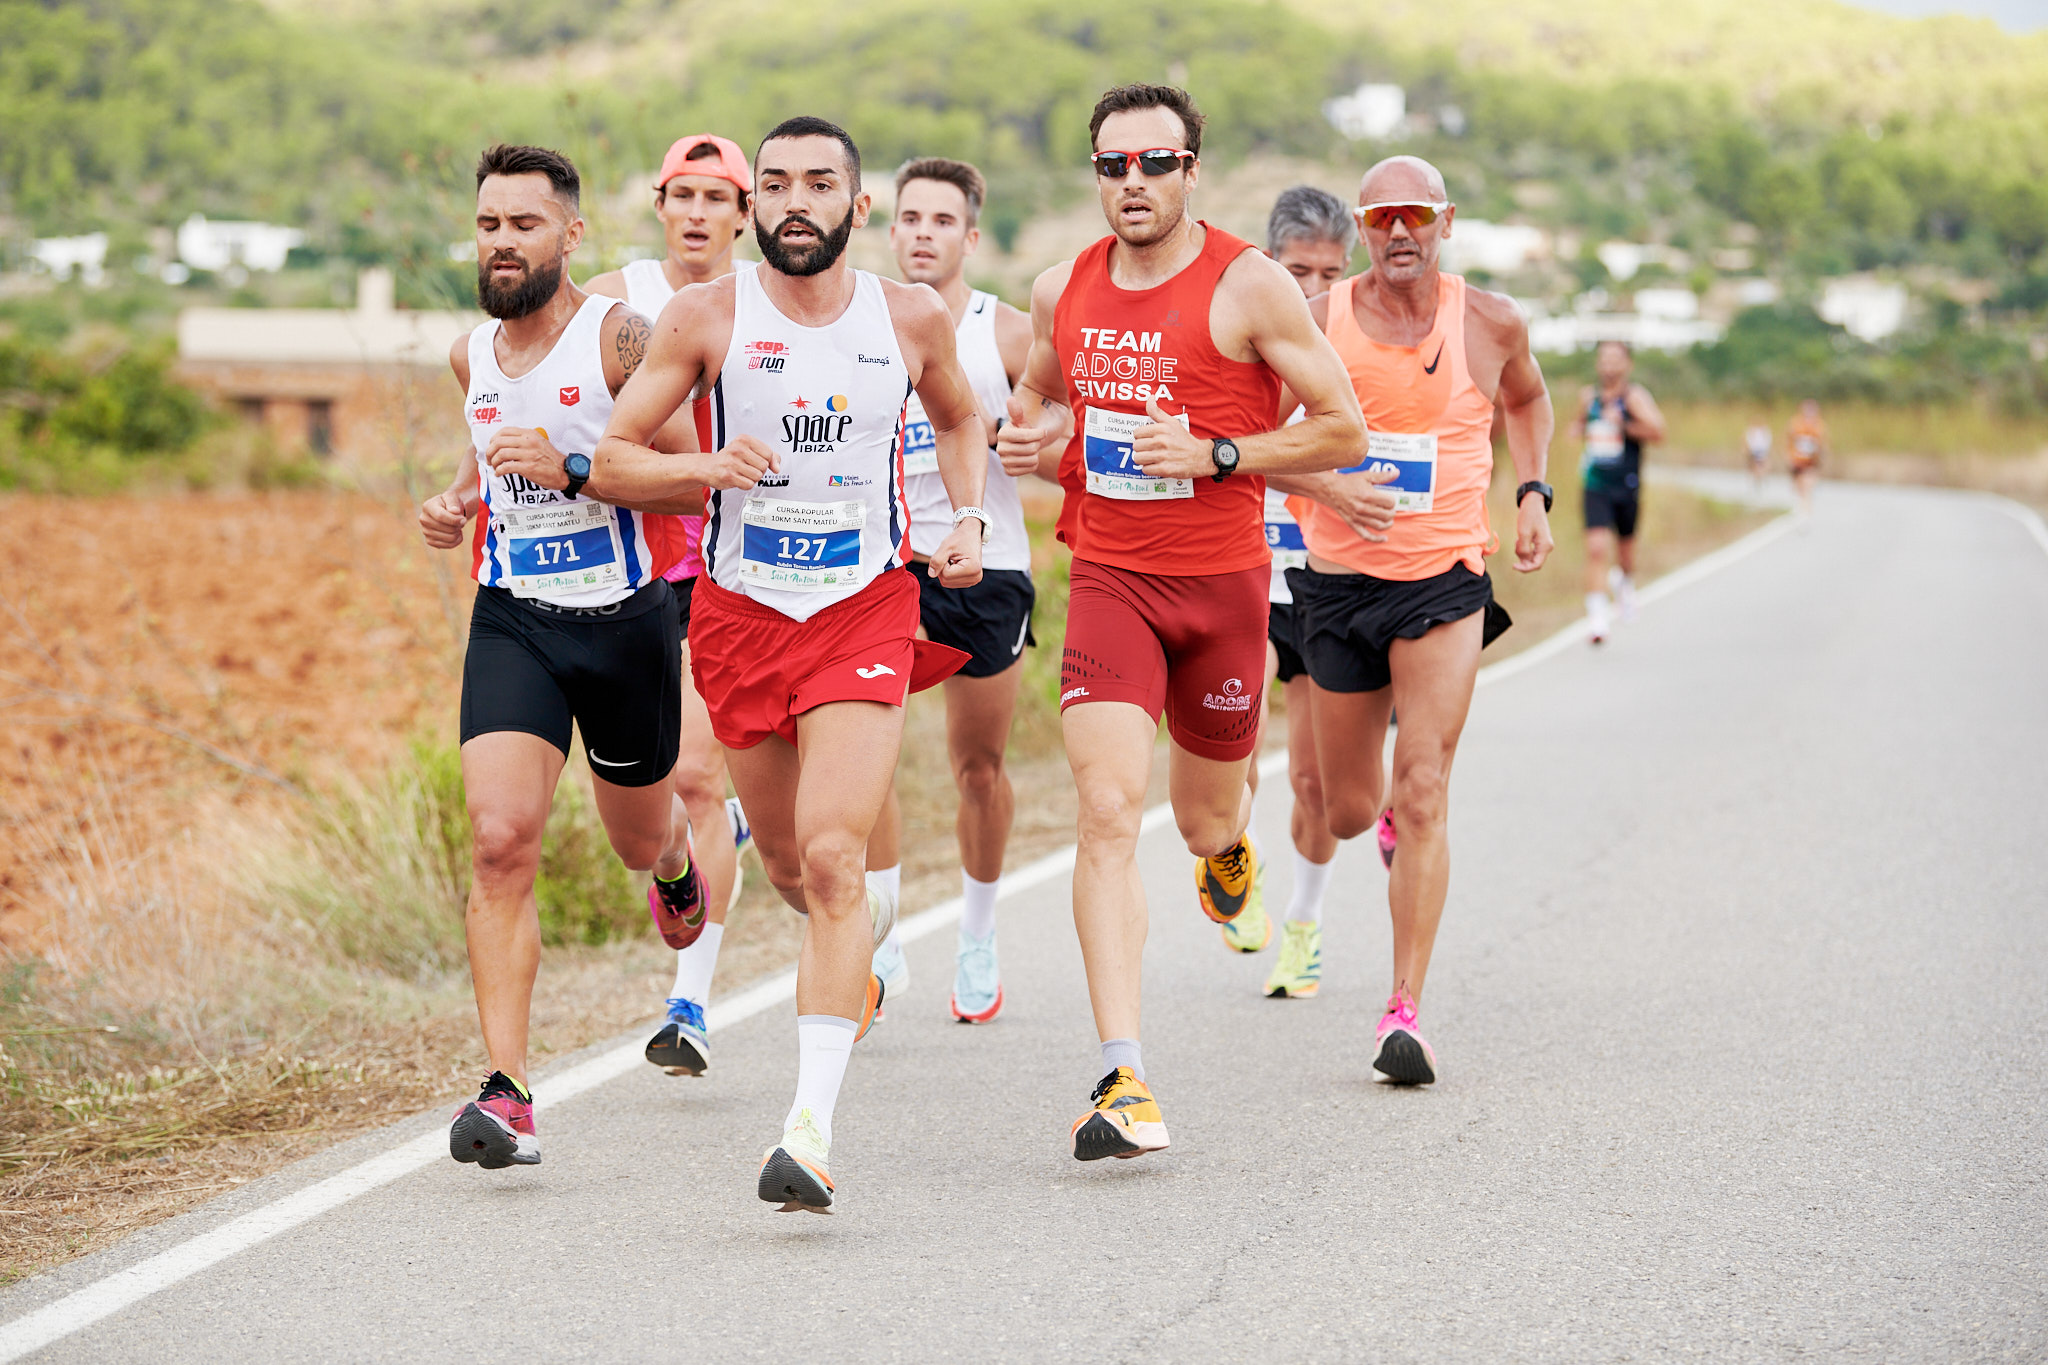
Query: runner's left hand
1513 492 1553 572
483 427 568 490
1130 397 1210 480
930 521 984 590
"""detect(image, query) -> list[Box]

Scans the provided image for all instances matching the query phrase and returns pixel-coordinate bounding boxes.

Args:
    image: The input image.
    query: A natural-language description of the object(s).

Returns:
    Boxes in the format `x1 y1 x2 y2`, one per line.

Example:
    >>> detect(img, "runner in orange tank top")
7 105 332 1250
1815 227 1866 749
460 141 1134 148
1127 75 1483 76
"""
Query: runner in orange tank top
996 84 1366 1161
1288 154 1556 1087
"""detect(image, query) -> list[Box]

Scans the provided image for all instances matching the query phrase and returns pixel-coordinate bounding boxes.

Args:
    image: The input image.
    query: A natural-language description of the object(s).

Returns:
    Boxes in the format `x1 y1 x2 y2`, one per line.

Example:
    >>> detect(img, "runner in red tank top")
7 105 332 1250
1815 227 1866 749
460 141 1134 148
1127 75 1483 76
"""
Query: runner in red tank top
996 84 1366 1161
1290 155 1556 1088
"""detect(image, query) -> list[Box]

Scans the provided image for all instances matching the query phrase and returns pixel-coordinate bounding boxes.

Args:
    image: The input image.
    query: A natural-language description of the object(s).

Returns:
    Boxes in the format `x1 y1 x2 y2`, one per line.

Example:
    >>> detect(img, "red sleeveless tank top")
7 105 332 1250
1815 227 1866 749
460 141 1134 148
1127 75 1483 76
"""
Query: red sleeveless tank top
1052 224 1280 576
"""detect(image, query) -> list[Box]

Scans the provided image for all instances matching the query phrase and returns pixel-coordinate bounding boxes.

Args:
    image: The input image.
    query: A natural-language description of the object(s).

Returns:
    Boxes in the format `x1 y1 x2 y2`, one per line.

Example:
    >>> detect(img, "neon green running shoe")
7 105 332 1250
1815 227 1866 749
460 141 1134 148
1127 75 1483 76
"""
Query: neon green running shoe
1263 920 1322 998
758 1107 834 1214
1216 844 1270 953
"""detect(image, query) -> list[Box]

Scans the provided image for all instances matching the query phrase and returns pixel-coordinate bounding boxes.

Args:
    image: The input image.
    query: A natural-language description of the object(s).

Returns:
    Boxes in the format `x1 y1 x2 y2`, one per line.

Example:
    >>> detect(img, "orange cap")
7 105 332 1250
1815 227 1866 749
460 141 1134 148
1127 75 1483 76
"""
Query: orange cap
654 134 752 195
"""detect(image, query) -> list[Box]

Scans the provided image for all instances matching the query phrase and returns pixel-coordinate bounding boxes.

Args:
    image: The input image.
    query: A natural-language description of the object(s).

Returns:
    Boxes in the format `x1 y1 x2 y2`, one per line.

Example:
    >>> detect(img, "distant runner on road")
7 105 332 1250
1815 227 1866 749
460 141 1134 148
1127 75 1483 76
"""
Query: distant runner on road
997 85 1367 1162
1293 154 1556 1086
1744 418 1772 492
417 144 705 1173
1573 340 1666 644
1787 398 1828 520
596 116 992 1213
868 156 1043 1024
587 132 758 1082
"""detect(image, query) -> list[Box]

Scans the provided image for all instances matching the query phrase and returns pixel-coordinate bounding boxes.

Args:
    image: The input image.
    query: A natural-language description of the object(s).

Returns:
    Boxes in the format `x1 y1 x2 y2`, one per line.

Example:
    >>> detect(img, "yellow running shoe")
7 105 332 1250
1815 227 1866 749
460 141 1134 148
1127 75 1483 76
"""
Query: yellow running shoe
758 1107 834 1213
1263 920 1322 998
1196 835 1260 926
1070 1067 1170 1161
1218 847 1270 952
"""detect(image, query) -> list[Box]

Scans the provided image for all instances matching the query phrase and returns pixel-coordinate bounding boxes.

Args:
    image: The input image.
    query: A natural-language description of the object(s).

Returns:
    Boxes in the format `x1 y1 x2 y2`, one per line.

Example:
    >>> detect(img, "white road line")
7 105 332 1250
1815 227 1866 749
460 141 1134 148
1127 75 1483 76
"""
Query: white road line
1992 496 2048 560
0 502 1800 1362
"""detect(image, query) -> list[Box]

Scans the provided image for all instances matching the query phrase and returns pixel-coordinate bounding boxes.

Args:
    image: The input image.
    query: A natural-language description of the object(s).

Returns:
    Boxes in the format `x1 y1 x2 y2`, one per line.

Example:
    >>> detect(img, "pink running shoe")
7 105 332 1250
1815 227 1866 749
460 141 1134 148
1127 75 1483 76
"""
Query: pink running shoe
647 838 709 950
450 1070 540 1168
1372 989 1436 1085
1375 809 1398 870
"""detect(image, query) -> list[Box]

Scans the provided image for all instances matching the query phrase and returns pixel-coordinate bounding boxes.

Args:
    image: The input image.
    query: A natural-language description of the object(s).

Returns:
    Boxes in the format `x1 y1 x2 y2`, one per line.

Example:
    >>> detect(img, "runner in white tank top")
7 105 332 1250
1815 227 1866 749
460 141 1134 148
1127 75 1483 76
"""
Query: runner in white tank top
585 132 760 1083
871 158 1050 1025
417 144 701 1173
591 117 992 1214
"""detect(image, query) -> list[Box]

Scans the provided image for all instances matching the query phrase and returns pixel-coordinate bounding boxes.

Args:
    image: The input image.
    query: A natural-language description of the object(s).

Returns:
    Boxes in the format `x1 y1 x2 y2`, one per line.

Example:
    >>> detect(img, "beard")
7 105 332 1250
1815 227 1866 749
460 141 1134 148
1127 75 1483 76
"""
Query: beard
755 208 855 277
1108 191 1185 248
476 249 564 319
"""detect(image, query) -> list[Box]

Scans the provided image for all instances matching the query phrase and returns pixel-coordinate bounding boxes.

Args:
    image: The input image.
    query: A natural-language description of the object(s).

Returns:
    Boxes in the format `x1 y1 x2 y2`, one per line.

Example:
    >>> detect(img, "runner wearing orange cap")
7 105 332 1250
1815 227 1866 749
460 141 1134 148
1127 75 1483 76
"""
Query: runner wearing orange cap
1291 154 1555 1087
589 134 756 1082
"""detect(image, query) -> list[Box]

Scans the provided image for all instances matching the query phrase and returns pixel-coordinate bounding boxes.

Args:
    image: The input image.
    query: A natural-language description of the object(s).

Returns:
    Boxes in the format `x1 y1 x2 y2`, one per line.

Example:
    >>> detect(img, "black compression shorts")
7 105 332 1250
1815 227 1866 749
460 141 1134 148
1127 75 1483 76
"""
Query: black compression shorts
917 566 1035 679
1288 563 1511 694
459 581 681 788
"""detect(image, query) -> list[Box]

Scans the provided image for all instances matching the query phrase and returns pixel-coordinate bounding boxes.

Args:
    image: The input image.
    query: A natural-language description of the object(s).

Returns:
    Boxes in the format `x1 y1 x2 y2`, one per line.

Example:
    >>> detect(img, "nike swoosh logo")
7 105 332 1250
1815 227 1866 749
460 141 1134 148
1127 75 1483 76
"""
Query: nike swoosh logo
855 664 897 679
1423 341 1445 375
1203 866 1248 920
588 753 635 768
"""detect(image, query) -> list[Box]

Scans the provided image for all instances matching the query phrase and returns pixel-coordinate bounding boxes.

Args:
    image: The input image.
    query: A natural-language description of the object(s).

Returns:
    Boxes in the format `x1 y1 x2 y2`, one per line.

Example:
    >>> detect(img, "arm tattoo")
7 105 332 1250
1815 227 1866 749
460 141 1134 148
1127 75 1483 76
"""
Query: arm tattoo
615 312 651 384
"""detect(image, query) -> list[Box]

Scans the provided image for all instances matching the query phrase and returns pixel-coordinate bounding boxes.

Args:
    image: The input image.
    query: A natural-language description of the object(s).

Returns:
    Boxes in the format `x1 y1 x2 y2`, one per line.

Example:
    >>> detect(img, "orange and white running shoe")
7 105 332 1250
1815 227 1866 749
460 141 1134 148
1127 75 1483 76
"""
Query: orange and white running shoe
1070 1067 1170 1162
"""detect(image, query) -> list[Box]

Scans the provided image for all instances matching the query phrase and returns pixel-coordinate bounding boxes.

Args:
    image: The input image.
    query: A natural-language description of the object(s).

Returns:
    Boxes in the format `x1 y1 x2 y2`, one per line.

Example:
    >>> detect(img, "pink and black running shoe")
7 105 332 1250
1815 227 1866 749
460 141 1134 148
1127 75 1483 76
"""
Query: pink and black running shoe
450 1070 540 1168
647 841 709 950
1375 809 1398 871
1372 989 1436 1086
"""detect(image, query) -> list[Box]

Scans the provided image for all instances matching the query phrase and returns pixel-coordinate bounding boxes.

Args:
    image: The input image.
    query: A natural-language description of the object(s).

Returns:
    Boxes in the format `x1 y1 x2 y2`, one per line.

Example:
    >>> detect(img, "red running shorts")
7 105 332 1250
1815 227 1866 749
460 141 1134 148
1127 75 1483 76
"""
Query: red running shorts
689 568 967 749
1059 558 1268 761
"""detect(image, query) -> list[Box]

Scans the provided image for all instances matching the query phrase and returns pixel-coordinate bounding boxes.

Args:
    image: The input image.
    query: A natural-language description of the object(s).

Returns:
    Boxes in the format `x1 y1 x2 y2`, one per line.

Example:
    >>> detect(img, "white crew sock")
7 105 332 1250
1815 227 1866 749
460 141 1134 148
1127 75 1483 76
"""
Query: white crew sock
868 865 903 952
1286 851 1335 925
1099 1038 1144 1082
785 1015 857 1143
669 921 724 1005
960 871 1000 940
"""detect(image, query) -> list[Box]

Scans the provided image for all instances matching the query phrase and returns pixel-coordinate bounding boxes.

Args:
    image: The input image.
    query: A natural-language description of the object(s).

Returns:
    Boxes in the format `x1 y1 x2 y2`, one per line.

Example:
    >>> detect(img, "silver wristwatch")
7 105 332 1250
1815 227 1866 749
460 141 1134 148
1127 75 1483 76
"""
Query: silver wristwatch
952 505 992 546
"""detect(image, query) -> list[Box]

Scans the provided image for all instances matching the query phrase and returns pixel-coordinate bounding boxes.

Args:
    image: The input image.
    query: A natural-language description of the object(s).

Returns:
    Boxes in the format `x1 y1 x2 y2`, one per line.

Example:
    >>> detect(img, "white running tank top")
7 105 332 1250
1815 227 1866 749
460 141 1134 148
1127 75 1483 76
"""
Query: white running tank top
621 255 756 319
701 267 911 622
466 295 661 608
901 290 1028 573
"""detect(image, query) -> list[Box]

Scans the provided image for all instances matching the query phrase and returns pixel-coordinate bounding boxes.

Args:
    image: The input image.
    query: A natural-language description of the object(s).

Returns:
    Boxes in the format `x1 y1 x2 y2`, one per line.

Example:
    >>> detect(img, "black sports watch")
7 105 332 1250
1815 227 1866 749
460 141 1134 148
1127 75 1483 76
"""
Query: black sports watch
1210 437 1241 482
562 452 592 500
1516 480 1553 512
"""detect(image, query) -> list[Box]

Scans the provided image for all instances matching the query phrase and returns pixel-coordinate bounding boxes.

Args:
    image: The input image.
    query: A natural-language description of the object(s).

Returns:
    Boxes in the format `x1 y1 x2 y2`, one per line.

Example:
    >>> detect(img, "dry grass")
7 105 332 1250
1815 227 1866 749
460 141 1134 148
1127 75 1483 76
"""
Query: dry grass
0 473 1767 1286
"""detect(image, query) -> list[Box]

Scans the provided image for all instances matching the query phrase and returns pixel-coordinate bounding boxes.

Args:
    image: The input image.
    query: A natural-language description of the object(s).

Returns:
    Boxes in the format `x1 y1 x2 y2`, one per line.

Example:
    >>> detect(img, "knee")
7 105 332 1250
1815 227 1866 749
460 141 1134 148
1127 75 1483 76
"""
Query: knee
953 749 1007 807
670 750 725 813
1324 792 1378 842
797 829 867 920
1176 803 1242 859
1289 765 1328 826
1074 784 1142 853
1391 763 1449 834
759 844 804 905
470 812 544 890
608 825 665 874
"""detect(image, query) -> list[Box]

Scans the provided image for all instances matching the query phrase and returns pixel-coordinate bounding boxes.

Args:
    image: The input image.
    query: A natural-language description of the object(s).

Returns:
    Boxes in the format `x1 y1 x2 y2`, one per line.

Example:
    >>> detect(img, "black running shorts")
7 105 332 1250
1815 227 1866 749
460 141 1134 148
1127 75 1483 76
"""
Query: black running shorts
1583 486 1640 538
1288 563 1511 694
917 566 1035 679
460 581 681 787
1268 599 1307 684
672 572 698 639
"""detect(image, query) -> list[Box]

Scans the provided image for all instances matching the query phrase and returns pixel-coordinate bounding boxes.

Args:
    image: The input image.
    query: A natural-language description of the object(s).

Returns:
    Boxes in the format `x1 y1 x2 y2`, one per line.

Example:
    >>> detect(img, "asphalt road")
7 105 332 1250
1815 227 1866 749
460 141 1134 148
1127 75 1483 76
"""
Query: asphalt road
6 480 2046 1362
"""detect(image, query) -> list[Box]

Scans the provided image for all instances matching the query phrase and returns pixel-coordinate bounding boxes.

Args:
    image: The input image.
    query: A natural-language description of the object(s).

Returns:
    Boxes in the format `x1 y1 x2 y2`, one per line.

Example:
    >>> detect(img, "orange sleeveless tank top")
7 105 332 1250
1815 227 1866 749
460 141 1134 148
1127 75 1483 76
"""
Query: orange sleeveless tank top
1293 272 1497 581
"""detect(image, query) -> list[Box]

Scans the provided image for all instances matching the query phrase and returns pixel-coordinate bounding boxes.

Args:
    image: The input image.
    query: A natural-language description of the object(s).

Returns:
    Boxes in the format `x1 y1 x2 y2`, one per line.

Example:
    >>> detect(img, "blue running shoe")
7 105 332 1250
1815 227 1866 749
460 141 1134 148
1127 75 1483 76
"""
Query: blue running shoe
872 935 909 1011
645 996 708 1076
950 924 1003 1023
726 796 752 853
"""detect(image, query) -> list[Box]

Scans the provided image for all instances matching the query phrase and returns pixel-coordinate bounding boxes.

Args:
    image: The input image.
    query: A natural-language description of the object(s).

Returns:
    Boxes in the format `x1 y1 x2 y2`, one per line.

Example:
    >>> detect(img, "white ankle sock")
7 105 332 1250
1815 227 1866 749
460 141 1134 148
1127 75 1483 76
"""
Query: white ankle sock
669 921 723 1005
1099 1037 1144 1082
786 1015 857 1143
960 871 999 940
1286 852 1334 924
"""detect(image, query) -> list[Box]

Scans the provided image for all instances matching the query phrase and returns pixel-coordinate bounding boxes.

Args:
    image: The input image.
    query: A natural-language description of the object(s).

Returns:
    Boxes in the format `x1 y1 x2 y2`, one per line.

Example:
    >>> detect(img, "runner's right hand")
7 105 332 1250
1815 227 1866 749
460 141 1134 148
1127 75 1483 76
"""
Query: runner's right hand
700 435 781 490
418 489 469 549
1325 465 1399 543
996 390 1057 476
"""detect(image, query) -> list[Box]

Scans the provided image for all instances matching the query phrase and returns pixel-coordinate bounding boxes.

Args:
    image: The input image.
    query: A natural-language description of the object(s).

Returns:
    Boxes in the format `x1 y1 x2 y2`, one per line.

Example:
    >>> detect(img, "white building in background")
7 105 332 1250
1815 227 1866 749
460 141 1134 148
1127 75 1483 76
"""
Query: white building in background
1324 84 1406 141
1818 276 1908 341
1440 220 1548 276
1525 296 1723 355
1596 241 1688 282
1633 288 1699 321
29 233 108 285
176 215 305 273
